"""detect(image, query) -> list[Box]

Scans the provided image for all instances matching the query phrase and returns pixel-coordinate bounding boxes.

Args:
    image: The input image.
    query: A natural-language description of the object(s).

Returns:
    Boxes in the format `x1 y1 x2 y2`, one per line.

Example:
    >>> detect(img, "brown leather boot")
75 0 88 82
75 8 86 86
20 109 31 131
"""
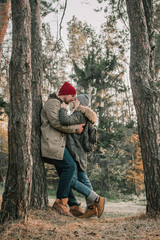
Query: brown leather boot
94 196 105 218
52 198 73 217
80 205 97 218
69 203 84 217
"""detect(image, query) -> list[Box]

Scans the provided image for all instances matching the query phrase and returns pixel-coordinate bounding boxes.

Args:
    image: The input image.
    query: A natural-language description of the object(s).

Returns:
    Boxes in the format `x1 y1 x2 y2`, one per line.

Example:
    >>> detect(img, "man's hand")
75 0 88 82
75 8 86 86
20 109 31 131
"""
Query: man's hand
77 123 85 134
61 102 66 108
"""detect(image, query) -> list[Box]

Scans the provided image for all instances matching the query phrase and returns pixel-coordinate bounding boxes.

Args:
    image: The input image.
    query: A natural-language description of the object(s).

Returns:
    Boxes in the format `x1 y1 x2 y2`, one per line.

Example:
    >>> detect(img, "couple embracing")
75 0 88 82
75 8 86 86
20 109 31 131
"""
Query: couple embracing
41 82 105 218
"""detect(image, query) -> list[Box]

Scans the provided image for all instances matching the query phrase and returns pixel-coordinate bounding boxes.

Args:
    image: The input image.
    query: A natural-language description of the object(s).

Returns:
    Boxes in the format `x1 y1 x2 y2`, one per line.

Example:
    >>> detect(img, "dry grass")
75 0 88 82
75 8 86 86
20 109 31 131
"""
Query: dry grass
0 203 160 240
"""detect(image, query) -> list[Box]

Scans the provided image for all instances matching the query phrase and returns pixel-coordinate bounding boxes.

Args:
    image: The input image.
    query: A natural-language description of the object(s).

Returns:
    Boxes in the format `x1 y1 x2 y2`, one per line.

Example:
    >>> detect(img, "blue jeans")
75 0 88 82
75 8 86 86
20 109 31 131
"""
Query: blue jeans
43 148 93 203
68 168 93 206
43 148 76 199
56 149 92 201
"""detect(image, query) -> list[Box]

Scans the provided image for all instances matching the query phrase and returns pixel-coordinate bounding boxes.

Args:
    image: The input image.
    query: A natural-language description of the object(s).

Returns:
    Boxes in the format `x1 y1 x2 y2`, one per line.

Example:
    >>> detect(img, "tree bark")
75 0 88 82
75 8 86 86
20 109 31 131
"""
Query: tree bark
126 0 160 215
1 0 33 221
29 0 48 208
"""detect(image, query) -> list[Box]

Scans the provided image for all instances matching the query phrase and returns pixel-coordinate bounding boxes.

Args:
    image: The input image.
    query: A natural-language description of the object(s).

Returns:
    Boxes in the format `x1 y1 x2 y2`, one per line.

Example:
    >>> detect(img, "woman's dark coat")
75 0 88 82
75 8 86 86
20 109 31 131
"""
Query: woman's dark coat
59 105 97 171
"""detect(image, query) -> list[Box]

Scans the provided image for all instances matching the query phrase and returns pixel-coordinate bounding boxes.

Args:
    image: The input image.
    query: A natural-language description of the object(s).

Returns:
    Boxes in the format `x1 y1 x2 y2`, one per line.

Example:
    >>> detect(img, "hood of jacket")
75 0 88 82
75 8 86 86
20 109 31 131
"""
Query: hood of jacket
48 93 63 103
75 105 97 124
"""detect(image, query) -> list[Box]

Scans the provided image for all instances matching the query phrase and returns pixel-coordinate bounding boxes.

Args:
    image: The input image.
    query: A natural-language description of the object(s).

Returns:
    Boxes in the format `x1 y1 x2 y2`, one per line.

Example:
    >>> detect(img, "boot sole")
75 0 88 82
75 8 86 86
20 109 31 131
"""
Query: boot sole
70 211 84 217
80 213 97 218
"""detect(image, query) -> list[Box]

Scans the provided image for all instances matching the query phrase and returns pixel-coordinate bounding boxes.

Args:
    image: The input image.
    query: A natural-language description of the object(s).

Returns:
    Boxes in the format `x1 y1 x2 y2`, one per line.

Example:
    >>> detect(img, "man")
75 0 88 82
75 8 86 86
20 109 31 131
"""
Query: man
41 82 84 216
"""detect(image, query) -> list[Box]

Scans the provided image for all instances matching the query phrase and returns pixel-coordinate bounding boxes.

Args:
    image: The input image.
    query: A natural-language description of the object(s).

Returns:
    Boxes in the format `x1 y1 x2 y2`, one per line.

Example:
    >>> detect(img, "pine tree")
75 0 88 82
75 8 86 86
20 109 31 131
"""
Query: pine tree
126 0 160 215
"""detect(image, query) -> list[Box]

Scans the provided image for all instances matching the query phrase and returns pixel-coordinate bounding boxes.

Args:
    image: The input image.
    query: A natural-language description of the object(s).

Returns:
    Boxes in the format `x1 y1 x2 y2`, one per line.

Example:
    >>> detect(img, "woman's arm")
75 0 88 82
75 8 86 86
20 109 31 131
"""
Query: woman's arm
59 108 85 126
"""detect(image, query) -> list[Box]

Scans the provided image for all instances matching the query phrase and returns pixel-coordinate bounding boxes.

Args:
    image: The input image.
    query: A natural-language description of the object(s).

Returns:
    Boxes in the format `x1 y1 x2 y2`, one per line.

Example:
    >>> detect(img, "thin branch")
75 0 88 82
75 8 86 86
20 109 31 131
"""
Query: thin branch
1 50 10 64
59 0 68 40
117 0 129 31
154 24 160 34
60 37 75 64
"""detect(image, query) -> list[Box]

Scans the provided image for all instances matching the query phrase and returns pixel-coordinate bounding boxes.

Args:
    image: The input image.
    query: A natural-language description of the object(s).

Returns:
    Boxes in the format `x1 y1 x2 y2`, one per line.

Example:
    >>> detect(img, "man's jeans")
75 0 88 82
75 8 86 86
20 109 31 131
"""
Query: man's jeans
43 148 76 199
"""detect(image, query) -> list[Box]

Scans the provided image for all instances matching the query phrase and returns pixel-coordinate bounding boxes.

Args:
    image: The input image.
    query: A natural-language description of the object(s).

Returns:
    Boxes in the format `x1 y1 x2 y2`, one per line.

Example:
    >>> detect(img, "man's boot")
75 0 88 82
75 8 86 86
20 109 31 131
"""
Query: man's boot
94 196 105 218
69 203 84 217
80 205 97 218
52 198 72 217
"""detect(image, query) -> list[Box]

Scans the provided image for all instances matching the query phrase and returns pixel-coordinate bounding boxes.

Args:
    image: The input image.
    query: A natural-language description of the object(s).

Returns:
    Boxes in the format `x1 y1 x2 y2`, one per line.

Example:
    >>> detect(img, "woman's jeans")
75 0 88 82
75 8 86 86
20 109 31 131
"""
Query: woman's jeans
68 169 93 207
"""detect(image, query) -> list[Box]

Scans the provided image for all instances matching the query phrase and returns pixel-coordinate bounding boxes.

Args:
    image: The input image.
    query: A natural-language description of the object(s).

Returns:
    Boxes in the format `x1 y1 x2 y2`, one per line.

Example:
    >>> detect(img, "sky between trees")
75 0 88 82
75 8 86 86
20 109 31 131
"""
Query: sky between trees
44 0 106 45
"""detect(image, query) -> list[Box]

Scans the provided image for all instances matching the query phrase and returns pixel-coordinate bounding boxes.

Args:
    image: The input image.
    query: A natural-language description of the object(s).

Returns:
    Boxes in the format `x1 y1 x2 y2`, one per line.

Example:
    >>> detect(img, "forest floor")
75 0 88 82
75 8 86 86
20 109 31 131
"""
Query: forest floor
0 197 160 240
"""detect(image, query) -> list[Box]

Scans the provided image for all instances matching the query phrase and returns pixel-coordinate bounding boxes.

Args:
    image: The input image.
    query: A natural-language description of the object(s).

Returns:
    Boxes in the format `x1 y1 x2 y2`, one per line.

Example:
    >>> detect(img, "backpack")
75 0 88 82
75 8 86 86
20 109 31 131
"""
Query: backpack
80 121 97 152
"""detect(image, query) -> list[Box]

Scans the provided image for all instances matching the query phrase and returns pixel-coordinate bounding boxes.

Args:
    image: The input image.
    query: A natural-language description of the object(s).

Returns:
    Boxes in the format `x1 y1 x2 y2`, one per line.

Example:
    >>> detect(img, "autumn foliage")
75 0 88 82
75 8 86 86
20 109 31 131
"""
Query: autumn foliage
126 134 144 195
0 111 8 182
0 0 11 49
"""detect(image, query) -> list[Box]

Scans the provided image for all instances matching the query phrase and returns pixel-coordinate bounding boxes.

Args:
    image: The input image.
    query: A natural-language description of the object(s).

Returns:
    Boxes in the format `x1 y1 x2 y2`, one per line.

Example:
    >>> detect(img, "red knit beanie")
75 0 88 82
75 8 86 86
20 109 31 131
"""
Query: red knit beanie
58 82 76 96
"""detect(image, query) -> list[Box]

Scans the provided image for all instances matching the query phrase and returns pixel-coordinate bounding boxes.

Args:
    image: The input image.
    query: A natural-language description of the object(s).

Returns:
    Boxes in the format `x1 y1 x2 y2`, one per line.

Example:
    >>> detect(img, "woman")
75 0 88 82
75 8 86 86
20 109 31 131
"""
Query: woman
59 94 105 218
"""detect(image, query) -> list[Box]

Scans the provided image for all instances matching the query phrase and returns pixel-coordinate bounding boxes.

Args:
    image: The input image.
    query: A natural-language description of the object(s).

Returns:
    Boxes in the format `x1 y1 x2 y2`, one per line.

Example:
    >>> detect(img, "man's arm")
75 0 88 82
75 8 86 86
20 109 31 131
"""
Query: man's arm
44 99 84 134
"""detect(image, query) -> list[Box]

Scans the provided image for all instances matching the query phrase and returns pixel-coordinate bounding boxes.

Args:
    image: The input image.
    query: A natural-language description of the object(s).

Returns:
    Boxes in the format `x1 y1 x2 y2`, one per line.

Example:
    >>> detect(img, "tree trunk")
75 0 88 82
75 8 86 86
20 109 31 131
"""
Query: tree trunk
0 0 11 79
1 0 33 222
126 0 160 215
29 0 48 208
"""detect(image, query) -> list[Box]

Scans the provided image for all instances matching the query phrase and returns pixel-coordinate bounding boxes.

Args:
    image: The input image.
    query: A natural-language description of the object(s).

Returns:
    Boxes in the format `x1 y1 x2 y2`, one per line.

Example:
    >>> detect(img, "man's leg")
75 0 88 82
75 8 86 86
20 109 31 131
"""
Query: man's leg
55 165 79 207
44 148 76 216
67 189 78 207
53 148 76 200
45 155 80 216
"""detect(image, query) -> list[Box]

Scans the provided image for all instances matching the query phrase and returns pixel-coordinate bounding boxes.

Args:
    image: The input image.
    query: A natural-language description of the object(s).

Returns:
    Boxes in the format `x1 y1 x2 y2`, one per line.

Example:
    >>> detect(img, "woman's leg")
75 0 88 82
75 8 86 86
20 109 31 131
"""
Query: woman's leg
69 161 98 202
78 170 93 190
77 170 95 207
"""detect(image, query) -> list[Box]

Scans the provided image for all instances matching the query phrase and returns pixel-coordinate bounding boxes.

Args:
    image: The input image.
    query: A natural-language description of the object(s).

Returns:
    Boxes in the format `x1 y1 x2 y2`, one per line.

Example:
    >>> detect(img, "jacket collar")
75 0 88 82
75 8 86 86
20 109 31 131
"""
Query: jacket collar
76 105 97 124
48 93 63 103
